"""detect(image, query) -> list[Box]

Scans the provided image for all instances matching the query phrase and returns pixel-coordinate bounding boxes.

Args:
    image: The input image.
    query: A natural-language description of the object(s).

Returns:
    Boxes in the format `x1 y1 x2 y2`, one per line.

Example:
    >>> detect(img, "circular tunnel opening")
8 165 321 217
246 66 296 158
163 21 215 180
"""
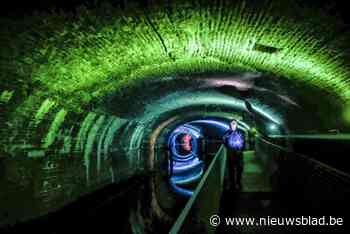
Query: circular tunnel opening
155 115 252 204
167 124 204 197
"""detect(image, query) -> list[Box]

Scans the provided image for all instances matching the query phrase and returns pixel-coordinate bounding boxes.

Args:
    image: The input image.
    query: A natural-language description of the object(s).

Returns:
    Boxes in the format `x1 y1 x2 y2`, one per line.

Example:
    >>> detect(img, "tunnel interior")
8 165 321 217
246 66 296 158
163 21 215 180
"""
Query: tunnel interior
1 0 350 233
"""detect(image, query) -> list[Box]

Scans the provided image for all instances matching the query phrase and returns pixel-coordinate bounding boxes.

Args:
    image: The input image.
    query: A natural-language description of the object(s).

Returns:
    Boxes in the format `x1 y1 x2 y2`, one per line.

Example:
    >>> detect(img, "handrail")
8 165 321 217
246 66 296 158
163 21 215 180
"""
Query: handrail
170 145 227 234
258 136 350 181
268 134 350 140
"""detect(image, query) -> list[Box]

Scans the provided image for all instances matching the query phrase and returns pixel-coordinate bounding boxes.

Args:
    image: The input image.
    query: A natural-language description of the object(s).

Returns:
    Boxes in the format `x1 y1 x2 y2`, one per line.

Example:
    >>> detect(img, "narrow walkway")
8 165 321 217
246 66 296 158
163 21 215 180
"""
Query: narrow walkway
241 151 271 193
218 151 288 234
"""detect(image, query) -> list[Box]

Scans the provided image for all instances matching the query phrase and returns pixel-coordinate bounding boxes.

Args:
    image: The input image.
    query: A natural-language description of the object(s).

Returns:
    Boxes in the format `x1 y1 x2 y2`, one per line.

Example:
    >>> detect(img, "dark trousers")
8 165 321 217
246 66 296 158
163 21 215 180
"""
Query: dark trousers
227 149 244 190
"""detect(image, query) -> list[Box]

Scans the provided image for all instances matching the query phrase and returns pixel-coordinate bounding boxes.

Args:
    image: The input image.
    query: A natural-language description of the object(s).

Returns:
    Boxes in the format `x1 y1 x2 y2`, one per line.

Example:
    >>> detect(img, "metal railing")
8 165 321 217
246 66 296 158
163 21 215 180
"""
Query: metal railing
170 145 227 234
258 136 350 180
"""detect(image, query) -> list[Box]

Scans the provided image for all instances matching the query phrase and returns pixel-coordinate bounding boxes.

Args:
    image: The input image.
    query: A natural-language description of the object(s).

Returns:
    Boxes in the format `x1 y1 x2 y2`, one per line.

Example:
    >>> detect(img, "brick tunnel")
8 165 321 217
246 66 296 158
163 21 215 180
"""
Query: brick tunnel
0 0 350 233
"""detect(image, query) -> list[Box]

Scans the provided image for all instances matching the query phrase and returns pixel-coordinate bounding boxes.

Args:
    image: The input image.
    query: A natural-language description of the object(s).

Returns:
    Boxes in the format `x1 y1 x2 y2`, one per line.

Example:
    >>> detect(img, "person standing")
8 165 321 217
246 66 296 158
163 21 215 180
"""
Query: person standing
222 120 245 191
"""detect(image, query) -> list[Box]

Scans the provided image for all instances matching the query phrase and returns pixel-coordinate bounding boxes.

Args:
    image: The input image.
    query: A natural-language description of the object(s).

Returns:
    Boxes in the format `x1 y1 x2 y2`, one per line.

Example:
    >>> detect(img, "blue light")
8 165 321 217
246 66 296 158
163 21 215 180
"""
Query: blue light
227 131 245 150
169 126 199 162
168 125 203 197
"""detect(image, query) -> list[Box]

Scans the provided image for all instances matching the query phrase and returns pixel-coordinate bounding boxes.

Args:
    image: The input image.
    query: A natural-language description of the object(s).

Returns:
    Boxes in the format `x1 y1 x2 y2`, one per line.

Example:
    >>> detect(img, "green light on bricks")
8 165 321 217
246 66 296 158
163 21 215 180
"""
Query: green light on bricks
2 0 350 125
